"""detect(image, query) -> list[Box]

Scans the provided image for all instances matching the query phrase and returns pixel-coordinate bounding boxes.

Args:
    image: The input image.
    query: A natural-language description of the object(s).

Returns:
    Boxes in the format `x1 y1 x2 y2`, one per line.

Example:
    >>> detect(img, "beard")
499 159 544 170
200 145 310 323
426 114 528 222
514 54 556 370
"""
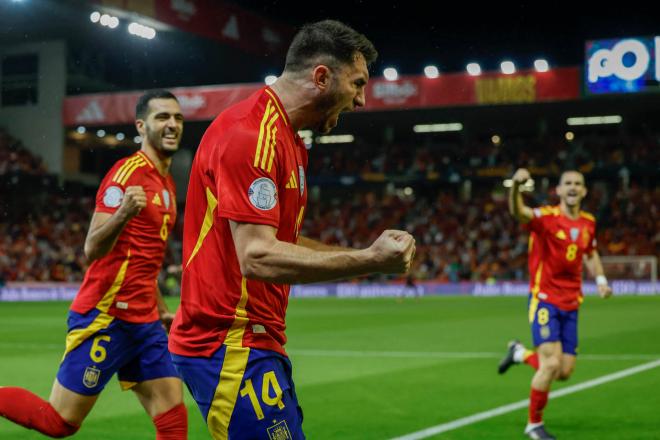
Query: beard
314 89 341 134
146 125 179 157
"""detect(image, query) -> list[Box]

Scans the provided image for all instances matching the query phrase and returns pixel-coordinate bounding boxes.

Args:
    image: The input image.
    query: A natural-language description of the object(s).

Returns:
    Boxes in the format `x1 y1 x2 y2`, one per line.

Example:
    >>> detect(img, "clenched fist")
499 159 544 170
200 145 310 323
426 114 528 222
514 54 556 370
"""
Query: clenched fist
369 230 416 274
512 168 531 185
118 186 147 219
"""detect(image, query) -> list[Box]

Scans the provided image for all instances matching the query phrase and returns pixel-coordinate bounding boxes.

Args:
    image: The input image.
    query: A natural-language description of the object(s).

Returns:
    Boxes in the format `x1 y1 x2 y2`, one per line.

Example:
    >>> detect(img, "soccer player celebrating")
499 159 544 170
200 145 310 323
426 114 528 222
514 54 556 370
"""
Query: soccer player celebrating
168 20 415 439
0 91 188 439
498 168 612 440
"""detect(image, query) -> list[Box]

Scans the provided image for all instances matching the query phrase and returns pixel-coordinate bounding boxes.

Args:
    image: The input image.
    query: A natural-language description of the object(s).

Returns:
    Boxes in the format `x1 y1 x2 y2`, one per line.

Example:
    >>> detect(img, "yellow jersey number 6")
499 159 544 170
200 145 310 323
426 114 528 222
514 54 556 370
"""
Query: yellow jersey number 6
160 214 170 241
240 370 286 420
90 335 111 363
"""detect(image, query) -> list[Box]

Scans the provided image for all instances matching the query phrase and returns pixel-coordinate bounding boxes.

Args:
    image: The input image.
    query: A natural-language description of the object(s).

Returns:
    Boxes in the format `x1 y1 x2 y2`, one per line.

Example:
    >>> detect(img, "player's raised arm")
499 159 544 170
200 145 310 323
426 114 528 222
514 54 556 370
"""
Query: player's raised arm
84 185 146 261
584 250 612 299
231 221 415 284
508 168 534 223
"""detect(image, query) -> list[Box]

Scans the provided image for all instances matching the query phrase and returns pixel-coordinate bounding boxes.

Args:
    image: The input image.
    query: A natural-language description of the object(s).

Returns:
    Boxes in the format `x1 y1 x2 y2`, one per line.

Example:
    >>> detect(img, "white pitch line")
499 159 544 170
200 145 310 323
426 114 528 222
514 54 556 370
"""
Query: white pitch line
287 349 660 362
387 358 660 440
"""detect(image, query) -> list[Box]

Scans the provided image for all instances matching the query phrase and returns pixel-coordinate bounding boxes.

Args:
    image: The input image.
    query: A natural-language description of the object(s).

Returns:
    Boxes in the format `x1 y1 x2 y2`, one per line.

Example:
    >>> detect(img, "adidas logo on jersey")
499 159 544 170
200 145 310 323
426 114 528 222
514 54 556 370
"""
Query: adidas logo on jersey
285 170 298 189
152 193 162 206
555 230 567 240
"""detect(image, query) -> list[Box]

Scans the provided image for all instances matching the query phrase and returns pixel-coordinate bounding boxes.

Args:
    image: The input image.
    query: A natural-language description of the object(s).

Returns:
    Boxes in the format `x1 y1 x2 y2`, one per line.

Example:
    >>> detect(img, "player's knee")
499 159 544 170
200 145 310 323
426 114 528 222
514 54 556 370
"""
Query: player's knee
540 356 561 375
557 366 574 381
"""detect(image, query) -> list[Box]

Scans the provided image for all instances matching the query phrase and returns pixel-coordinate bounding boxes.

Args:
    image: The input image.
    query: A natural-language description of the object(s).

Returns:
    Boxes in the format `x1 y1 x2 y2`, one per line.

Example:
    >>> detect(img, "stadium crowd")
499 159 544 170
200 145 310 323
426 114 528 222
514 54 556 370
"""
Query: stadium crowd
1 128 658 283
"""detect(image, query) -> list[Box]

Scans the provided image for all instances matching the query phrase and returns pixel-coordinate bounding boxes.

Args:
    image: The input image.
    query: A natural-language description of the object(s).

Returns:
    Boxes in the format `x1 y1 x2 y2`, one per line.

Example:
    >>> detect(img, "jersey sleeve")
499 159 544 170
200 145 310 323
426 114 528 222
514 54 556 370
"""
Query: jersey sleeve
94 162 128 214
216 125 280 227
585 220 597 254
526 206 555 234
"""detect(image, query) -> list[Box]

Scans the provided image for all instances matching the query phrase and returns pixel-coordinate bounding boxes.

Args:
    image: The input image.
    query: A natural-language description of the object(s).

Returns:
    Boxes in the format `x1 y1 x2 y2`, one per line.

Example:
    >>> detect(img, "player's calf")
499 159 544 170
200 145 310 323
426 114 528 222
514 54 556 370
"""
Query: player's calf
0 387 80 438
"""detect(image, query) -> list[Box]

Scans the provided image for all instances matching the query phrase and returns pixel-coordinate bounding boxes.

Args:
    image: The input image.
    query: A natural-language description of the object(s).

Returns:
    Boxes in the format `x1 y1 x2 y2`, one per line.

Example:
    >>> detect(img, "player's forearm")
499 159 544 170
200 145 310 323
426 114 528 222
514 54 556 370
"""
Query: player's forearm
508 184 532 223
586 252 606 278
84 210 131 261
297 235 357 252
241 240 377 284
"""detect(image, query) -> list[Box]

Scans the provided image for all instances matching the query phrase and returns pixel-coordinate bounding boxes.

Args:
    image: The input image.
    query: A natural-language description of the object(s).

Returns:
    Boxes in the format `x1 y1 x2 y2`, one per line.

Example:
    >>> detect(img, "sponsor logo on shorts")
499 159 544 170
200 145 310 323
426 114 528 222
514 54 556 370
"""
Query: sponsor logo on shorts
540 325 551 339
267 420 292 440
83 366 101 388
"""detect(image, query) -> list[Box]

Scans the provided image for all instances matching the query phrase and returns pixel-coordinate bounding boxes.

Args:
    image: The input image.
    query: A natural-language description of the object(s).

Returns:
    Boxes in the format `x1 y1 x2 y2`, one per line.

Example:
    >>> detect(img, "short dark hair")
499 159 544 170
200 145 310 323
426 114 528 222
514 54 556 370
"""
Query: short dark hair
135 90 178 120
284 20 377 73
559 169 584 184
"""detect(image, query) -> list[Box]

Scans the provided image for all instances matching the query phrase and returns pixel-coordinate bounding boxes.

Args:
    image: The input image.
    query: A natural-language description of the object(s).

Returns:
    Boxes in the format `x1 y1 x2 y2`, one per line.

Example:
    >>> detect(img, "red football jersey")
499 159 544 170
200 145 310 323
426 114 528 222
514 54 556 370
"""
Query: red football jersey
169 87 308 358
526 205 597 311
525 229 541 293
71 151 176 323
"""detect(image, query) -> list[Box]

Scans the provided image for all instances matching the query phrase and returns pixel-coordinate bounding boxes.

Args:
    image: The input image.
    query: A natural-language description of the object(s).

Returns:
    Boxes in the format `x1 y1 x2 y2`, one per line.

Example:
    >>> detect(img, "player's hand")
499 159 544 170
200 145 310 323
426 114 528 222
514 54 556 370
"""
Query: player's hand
160 311 175 333
512 168 531 185
598 284 612 299
368 230 416 274
118 186 147 219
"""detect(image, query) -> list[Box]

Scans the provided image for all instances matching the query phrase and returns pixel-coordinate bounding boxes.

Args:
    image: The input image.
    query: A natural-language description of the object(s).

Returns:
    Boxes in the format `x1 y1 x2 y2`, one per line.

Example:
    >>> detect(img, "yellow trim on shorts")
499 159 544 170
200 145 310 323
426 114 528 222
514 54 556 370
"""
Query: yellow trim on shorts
61 250 131 361
206 277 252 439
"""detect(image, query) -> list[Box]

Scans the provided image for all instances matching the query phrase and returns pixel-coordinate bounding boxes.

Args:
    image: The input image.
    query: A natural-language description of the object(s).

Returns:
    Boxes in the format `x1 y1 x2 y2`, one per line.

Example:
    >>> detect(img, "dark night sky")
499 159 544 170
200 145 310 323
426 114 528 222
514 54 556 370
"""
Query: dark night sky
0 0 657 90
238 1 659 75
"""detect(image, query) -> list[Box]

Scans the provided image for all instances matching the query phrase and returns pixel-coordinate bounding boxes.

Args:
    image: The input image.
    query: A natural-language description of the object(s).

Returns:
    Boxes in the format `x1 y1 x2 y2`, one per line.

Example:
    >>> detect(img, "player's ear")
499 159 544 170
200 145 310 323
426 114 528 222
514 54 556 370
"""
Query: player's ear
135 119 146 137
312 65 331 91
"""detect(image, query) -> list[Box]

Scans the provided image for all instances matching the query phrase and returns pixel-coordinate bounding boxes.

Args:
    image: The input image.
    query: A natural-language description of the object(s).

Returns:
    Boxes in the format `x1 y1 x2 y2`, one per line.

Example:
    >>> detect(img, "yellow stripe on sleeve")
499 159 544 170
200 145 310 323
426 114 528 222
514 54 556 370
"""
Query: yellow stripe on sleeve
260 113 280 170
112 156 140 183
254 101 275 168
264 88 288 126
266 126 278 173
117 159 146 185
186 187 218 267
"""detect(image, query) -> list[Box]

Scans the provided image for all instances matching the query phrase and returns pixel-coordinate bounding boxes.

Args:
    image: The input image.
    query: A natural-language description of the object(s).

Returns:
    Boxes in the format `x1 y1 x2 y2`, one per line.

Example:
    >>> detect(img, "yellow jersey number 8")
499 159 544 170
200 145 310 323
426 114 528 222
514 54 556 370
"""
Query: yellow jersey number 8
565 243 578 262
160 214 170 241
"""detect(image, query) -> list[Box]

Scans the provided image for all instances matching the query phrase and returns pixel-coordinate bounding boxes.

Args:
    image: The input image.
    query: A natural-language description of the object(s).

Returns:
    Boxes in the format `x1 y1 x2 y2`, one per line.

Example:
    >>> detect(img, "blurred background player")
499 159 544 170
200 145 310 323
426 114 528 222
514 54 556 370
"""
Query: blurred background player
168 20 415 440
0 90 188 439
498 168 612 440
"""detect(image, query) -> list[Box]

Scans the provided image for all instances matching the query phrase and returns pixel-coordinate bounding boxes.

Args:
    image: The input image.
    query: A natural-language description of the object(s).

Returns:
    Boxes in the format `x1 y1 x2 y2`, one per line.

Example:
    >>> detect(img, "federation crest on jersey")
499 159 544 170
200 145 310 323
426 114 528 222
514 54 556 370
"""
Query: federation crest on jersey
267 420 292 440
298 165 305 196
248 177 278 210
102 186 124 208
570 227 580 242
162 189 171 209
83 366 101 388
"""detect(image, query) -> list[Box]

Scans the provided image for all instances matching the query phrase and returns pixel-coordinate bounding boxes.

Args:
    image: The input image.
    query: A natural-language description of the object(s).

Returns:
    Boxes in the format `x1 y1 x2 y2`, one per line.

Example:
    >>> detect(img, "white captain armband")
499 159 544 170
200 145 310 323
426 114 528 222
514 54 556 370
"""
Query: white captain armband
596 275 608 286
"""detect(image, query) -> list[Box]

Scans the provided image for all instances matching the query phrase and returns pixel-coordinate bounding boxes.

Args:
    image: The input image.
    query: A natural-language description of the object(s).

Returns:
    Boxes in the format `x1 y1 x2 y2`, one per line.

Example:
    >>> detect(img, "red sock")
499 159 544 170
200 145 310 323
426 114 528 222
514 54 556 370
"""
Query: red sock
523 351 539 370
153 403 188 440
0 387 79 438
529 387 549 424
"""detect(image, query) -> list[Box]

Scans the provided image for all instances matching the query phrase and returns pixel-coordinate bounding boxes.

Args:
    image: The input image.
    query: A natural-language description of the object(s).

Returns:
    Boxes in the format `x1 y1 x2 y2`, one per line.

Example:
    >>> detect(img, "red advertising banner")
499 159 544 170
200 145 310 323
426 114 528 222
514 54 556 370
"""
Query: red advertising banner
98 0 294 55
62 68 580 126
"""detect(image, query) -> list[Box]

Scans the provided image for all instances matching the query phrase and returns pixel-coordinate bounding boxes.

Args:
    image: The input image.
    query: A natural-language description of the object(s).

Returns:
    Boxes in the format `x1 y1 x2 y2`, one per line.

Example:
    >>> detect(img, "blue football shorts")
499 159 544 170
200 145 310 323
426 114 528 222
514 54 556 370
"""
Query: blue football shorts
57 308 179 395
528 295 579 355
172 345 305 440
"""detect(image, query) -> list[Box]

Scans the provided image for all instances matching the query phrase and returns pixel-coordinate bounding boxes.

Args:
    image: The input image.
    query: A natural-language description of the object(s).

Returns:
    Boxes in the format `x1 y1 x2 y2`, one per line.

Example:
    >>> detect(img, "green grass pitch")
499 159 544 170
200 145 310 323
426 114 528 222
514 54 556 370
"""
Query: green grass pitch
1 295 659 439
